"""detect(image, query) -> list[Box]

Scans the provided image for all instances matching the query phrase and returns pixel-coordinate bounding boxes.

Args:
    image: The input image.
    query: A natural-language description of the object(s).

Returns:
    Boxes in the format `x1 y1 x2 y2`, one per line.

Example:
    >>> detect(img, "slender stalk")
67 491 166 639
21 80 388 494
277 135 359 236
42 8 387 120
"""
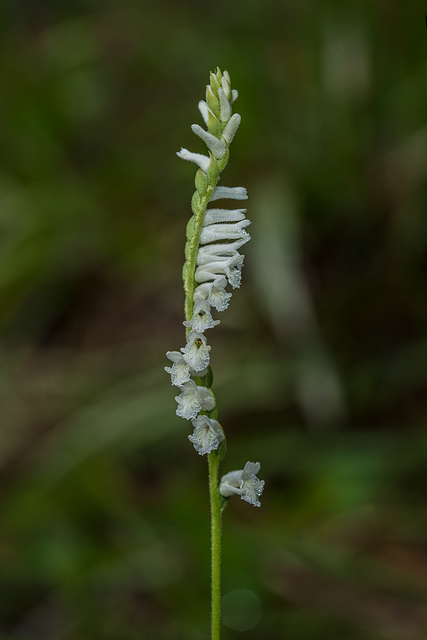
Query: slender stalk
184 187 214 325
208 451 222 640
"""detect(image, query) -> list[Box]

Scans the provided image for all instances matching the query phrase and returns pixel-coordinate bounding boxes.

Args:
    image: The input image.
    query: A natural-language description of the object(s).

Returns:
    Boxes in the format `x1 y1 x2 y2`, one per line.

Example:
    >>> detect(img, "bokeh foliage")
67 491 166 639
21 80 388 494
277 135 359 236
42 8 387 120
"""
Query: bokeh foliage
1 1 427 638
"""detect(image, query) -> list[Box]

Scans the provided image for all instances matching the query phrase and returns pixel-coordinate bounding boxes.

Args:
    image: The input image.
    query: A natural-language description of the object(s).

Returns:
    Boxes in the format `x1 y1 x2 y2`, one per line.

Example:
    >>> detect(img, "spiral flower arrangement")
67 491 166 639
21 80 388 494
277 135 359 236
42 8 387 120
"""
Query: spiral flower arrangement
165 68 264 640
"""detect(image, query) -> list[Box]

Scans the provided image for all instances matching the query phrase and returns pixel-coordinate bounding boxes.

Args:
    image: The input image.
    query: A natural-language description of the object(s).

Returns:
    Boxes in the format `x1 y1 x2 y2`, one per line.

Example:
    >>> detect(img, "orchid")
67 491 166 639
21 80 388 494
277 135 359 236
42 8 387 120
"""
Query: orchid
175 380 215 420
181 330 211 371
189 415 225 455
164 68 264 640
219 461 265 507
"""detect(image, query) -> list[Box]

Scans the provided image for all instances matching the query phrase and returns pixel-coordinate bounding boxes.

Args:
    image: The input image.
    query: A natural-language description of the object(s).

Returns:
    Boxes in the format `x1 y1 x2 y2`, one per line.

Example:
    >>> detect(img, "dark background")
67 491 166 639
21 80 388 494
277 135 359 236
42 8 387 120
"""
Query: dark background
1 1 427 638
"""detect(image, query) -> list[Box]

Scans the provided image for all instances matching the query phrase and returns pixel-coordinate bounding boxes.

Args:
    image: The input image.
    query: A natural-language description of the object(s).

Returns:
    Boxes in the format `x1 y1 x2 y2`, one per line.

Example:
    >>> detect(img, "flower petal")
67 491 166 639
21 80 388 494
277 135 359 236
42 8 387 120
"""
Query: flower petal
204 208 247 225
199 220 251 244
218 87 232 122
191 124 226 159
198 385 216 411
197 239 248 261
219 470 243 497
222 113 241 145
209 277 232 311
177 148 210 173
209 186 248 202
221 75 231 99
165 350 192 386
241 461 264 507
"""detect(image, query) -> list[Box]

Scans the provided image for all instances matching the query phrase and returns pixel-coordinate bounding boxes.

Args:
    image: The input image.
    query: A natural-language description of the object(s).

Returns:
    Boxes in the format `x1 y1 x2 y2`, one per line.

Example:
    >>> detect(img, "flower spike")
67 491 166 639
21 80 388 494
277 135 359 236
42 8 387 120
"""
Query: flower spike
166 67 263 519
165 66 263 640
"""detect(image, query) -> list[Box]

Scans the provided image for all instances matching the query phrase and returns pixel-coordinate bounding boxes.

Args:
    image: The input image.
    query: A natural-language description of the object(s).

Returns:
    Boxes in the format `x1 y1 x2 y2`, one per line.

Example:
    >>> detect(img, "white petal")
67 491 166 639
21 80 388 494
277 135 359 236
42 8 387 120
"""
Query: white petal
212 275 228 288
193 283 212 301
166 350 184 364
222 113 241 145
191 124 226 159
209 186 248 202
195 266 228 283
204 208 247 225
195 256 241 284
196 254 235 273
177 148 210 173
225 256 244 288
164 363 191 386
197 255 235 269
199 220 251 244
218 87 232 122
198 386 216 411
209 277 232 312
165 351 191 386
242 461 261 478
197 240 248 260
241 479 264 507
198 100 212 127
221 75 231 99
194 270 224 284
241 461 264 507
219 470 243 497
231 89 238 103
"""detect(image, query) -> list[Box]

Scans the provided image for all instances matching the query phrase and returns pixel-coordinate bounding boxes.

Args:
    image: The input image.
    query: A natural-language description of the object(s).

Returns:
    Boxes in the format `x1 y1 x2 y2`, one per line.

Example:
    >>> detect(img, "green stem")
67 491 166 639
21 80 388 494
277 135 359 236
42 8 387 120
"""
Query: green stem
208 451 222 640
184 188 213 324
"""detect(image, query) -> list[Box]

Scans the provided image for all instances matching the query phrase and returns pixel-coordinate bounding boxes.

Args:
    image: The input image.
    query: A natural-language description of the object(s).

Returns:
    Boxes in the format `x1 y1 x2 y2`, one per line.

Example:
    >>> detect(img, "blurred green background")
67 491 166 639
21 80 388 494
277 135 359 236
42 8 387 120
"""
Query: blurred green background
1 1 427 638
